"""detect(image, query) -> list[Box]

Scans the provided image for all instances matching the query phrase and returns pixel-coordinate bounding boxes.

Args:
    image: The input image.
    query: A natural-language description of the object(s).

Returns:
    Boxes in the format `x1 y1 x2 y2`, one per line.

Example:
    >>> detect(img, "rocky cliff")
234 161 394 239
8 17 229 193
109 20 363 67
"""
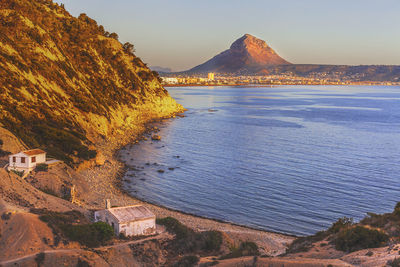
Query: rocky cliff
0 0 183 165
188 34 290 74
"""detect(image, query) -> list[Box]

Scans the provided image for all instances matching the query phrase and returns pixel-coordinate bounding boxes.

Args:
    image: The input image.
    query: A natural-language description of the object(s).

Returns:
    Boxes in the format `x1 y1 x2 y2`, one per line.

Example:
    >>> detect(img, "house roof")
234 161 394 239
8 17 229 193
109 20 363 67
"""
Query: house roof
22 149 46 156
105 205 155 223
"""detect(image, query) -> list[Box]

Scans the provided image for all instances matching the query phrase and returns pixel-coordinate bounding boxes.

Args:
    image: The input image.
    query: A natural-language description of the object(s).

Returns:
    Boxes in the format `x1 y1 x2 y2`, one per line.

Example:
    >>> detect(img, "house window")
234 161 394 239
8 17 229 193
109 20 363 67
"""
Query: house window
13 157 16 163
31 157 36 163
21 157 26 163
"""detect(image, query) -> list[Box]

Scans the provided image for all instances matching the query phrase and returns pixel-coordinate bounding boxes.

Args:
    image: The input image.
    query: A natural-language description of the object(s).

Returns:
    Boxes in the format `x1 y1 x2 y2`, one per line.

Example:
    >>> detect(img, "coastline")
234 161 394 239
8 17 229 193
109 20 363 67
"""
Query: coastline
79 115 295 256
163 82 400 87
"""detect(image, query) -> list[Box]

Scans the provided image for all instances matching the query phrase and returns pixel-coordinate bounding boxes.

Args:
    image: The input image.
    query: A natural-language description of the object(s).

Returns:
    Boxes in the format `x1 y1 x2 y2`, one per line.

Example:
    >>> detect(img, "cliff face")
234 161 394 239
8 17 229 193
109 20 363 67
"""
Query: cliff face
0 0 183 165
188 34 290 74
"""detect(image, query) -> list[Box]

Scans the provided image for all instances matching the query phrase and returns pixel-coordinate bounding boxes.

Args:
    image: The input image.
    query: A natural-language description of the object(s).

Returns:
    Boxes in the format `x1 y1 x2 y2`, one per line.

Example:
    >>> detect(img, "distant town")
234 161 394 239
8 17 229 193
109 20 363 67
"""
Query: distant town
161 72 400 87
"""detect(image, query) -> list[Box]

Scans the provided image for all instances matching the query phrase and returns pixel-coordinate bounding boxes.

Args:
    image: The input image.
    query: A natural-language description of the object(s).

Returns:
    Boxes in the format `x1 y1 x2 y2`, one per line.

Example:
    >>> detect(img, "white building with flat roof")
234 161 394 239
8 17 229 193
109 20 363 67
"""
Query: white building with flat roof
94 201 156 236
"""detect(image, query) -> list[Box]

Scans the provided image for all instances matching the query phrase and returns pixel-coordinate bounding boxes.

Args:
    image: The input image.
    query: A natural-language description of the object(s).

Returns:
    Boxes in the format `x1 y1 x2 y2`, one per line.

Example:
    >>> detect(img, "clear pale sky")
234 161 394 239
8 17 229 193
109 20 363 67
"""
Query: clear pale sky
54 0 400 71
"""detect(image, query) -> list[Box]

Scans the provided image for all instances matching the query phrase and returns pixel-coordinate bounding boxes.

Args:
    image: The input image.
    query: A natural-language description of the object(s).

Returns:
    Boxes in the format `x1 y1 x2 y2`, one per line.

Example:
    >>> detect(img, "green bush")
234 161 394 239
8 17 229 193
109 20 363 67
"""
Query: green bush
202 231 223 252
394 202 400 216
157 217 222 255
220 241 260 259
63 221 114 247
35 252 45 266
328 217 354 234
11 169 24 177
35 163 48 172
0 149 10 157
157 217 191 240
286 217 354 254
36 210 113 247
334 226 389 252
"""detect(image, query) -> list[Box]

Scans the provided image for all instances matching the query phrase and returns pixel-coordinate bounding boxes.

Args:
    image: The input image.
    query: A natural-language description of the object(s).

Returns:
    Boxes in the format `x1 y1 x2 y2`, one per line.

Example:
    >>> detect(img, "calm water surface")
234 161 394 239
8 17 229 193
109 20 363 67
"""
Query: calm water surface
120 85 400 236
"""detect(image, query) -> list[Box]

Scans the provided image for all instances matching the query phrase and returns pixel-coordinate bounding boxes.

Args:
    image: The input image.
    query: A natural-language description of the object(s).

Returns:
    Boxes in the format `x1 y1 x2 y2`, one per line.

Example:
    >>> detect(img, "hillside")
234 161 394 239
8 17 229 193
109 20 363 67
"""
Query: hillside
0 0 183 165
182 34 400 81
188 34 290 74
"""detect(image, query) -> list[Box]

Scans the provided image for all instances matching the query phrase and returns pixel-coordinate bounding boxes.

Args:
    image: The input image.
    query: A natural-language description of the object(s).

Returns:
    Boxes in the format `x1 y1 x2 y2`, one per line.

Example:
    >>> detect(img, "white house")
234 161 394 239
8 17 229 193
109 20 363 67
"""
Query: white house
94 201 156 236
8 149 46 173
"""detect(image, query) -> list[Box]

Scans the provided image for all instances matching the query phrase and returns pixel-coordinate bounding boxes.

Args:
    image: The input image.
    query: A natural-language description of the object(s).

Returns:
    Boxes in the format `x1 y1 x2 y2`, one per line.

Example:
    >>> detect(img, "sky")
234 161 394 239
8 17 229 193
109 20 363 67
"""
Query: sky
54 0 400 72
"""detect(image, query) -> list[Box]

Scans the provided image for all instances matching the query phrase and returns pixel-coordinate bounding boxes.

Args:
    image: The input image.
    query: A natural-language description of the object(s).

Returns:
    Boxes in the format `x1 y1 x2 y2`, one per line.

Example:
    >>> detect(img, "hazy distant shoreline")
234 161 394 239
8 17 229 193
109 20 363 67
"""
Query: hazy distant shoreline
163 82 400 87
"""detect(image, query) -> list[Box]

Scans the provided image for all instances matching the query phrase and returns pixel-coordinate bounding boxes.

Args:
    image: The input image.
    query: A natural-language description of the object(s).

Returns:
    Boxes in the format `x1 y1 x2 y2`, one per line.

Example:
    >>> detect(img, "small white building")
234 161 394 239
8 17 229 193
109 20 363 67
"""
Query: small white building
8 149 46 173
94 201 156 236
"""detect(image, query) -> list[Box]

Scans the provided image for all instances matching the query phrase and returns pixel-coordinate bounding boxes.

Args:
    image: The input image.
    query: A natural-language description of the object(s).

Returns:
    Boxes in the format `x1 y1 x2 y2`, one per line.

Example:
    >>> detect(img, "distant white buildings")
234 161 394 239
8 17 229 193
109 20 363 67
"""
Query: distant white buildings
161 77 178 84
94 200 156 236
208 72 215 81
8 149 46 173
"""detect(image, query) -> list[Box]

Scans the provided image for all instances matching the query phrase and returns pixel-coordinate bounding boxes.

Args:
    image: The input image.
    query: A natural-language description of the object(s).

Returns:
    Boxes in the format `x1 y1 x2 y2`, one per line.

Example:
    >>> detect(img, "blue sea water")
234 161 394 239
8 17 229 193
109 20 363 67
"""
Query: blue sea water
120 85 400 236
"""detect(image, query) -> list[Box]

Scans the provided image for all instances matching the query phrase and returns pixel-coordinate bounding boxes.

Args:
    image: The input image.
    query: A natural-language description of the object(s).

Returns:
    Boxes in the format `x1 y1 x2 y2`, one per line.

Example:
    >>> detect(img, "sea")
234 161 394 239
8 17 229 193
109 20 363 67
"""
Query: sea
120 85 400 236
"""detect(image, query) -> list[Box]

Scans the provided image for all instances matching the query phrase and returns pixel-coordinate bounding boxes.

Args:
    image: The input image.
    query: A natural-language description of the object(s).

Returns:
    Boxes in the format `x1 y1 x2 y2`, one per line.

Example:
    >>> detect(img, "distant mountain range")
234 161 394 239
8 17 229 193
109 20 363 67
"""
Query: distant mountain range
174 34 400 82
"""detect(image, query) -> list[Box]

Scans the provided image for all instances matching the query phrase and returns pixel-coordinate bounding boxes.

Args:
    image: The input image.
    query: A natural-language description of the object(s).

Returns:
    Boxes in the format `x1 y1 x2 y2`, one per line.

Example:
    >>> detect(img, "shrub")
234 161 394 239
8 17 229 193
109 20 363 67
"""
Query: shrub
36 210 114 247
35 163 48 172
11 169 24 177
286 217 355 254
157 217 222 255
220 241 259 259
0 149 11 157
123 42 135 55
1 212 11 220
156 217 191 239
35 252 45 266
202 231 223 252
334 226 389 252
394 202 400 216
328 217 354 234
173 255 199 267
63 222 114 247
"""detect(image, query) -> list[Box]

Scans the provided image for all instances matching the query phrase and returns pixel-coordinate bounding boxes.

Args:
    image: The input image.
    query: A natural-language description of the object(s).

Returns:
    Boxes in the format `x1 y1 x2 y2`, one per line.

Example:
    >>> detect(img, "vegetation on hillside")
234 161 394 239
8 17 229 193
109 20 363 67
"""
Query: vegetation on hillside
220 241 260 259
34 209 114 247
287 203 400 254
0 0 180 165
157 217 223 255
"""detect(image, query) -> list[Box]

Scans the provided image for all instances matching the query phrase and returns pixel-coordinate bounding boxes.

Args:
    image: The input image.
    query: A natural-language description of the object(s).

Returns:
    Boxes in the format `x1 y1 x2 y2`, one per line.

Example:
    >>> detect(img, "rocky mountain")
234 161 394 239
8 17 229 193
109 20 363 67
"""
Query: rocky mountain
0 0 183 165
188 34 290 74
183 34 400 81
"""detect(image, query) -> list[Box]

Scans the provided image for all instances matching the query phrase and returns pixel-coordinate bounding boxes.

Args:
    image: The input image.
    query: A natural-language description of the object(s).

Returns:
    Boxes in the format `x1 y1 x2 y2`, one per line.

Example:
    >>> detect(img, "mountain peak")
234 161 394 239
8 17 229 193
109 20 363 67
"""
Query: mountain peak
188 34 290 74
230 34 269 50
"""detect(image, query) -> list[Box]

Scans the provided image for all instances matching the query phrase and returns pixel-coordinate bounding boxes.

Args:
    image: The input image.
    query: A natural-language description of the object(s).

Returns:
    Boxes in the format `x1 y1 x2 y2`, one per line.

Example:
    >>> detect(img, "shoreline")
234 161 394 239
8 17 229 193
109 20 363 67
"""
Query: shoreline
163 83 400 87
115 120 299 238
80 114 295 256
118 182 298 238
